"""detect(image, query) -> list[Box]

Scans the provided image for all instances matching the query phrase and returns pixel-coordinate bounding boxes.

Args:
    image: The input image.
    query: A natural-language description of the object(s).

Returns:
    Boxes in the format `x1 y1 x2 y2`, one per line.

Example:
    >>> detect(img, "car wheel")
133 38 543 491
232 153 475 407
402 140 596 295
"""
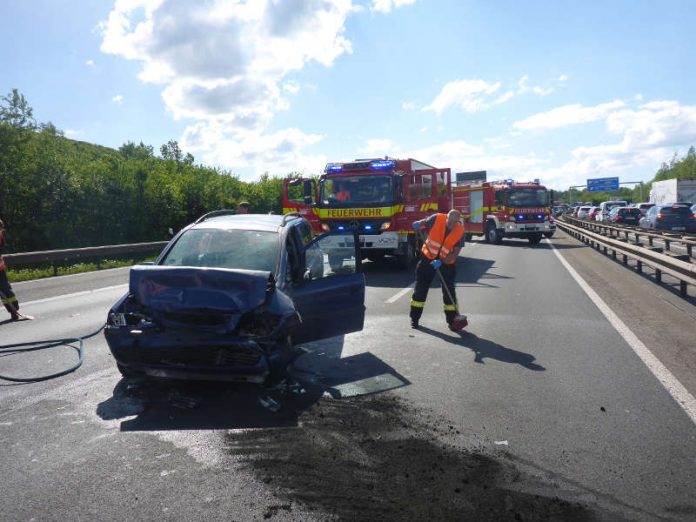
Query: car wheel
117 363 144 379
486 223 502 244
543 231 554 238
528 233 543 245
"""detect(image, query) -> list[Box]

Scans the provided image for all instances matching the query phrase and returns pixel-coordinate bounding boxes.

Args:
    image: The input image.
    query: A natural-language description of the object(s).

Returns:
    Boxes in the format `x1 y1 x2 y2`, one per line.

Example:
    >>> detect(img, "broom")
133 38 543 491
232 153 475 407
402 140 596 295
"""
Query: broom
418 230 468 331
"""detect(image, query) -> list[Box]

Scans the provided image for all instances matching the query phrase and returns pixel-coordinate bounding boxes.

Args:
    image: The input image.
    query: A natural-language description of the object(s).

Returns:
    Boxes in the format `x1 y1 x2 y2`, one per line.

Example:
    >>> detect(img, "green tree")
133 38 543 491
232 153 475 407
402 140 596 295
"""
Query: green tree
0 89 36 130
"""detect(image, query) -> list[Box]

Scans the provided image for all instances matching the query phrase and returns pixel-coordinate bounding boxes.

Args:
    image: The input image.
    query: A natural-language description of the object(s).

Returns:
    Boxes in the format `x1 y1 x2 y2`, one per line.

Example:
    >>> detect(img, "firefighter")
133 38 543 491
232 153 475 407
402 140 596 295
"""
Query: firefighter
410 209 465 330
0 218 21 321
236 201 250 214
334 182 351 202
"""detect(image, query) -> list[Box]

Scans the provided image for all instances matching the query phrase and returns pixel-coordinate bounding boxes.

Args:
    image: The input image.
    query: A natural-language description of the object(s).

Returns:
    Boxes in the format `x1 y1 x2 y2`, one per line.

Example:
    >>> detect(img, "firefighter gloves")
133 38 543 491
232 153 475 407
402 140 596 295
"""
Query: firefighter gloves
430 259 442 270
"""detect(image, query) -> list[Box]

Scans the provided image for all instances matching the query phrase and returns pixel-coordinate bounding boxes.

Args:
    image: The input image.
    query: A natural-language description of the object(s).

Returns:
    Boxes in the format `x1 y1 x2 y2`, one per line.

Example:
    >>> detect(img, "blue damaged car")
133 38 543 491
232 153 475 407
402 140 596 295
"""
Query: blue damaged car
104 212 365 383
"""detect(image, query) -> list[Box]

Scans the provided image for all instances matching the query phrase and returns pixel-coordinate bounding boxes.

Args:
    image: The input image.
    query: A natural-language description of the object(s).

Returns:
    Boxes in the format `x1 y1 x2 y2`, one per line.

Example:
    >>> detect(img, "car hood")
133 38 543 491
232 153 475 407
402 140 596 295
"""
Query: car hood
129 265 278 333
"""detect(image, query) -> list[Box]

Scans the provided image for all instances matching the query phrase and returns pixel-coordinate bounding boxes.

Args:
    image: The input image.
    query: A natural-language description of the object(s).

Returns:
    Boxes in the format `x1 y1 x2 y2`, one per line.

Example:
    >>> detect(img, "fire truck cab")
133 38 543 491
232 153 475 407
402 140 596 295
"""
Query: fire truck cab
283 158 451 269
453 179 551 245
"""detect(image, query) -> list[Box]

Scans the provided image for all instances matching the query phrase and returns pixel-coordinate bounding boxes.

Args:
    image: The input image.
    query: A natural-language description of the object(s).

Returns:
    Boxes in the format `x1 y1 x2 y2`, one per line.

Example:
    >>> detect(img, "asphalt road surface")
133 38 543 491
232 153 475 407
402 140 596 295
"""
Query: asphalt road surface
1 229 695 521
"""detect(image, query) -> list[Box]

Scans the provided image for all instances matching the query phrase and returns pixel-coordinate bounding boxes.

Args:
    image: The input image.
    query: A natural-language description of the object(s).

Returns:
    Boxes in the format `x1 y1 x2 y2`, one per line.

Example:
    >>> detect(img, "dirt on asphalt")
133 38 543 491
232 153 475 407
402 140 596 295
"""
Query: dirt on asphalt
225 394 627 521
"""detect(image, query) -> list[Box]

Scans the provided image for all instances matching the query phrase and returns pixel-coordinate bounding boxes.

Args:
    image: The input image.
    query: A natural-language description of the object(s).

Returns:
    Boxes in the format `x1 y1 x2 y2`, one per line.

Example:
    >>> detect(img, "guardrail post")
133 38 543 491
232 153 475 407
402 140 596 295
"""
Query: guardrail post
622 254 628 265
655 269 662 282
687 244 693 257
648 236 654 246
636 260 642 273
680 280 688 297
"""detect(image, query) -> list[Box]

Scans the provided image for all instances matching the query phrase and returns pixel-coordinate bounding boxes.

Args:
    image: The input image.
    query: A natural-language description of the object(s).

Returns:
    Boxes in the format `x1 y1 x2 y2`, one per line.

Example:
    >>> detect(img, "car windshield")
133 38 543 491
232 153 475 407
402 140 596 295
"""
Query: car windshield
506 188 548 207
161 228 279 273
320 175 393 206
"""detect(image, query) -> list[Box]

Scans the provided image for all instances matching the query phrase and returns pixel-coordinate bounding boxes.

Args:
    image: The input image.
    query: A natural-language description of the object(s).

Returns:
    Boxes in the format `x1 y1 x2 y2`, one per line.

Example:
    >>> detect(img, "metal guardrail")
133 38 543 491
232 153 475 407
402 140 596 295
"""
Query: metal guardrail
557 218 696 297
561 214 696 256
3 241 169 275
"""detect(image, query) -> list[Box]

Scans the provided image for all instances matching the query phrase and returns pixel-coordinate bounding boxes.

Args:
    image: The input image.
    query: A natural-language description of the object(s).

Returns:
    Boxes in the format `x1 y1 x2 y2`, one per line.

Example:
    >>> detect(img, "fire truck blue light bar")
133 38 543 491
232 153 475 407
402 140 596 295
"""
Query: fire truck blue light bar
370 160 395 170
325 163 343 172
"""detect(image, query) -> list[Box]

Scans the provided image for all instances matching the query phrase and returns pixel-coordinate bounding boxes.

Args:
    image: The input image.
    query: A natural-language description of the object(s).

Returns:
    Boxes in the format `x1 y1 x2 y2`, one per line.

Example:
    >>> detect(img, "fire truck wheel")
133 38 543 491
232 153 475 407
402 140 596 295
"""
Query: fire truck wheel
328 254 343 271
486 223 503 244
464 233 473 242
528 233 543 245
398 239 416 269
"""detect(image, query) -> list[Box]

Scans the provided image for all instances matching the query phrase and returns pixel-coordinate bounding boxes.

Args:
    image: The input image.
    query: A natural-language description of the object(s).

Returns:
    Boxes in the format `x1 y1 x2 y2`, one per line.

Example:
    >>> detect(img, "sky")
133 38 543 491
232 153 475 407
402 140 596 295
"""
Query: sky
2 0 695 190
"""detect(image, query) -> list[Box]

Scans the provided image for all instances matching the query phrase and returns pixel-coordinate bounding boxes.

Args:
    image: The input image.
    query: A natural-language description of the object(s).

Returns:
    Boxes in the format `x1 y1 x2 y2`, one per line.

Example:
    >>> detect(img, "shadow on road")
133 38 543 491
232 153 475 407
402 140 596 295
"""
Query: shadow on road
95 336 409 431
418 326 546 371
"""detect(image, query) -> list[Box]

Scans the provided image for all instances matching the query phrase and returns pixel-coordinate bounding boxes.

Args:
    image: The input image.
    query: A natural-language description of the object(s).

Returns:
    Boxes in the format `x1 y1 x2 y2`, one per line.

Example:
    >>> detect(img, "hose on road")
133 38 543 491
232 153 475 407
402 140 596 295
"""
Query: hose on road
0 324 105 383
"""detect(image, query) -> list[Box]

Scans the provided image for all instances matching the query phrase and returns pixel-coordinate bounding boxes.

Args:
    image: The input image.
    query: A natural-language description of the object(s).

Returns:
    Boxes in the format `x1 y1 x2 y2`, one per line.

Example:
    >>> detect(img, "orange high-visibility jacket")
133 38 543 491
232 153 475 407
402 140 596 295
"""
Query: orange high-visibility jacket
420 213 465 265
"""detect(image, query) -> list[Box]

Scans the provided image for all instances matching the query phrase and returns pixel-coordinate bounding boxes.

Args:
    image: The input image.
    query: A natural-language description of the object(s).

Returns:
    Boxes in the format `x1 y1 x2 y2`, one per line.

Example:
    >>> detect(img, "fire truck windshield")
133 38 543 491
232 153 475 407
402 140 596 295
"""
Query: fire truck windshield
506 188 548 207
320 176 394 206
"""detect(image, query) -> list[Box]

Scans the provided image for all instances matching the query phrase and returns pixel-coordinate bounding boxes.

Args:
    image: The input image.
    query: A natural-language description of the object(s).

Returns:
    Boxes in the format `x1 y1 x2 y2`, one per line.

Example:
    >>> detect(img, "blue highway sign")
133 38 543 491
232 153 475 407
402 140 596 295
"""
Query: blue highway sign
587 177 619 192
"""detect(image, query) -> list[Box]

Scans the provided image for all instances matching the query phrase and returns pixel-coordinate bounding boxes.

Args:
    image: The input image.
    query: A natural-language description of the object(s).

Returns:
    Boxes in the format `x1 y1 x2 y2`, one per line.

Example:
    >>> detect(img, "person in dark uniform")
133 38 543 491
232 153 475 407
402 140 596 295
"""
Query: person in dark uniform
0 218 21 321
410 210 465 330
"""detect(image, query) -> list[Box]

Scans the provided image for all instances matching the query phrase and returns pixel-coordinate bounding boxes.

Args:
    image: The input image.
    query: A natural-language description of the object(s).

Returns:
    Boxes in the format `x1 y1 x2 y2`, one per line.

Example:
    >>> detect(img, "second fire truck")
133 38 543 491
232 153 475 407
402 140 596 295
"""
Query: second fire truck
453 179 552 244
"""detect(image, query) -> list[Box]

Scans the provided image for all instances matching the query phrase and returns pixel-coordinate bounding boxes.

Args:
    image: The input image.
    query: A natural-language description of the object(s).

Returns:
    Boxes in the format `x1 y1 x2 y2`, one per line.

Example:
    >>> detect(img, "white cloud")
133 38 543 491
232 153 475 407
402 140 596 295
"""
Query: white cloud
85 59 95 67
99 0 356 176
371 0 416 13
64 129 84 138
424 75 553 114
532 86 553 96
282 80 300 95
112 94 124 104
513 100 625 130
422 79 501 115
181 122 325 177
358 139 396 156
558 74 568 82
521 100 696 188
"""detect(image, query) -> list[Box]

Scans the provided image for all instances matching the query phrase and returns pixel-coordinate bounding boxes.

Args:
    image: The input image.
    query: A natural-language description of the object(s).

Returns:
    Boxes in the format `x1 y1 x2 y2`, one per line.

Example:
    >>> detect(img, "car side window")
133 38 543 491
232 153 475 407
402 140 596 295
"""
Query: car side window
304 233 359 280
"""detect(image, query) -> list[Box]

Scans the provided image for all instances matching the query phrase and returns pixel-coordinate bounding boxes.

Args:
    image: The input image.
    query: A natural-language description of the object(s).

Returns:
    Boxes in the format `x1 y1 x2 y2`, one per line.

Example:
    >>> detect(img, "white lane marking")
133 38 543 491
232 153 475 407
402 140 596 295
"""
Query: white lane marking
384 241 479 304
385 283 414 304
547 238 696 426
21 284 128 308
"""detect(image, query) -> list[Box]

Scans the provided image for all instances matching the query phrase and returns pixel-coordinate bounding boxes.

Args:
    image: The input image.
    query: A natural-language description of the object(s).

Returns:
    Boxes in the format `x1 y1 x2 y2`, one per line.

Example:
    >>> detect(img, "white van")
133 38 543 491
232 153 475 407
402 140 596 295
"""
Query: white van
596 200 627 222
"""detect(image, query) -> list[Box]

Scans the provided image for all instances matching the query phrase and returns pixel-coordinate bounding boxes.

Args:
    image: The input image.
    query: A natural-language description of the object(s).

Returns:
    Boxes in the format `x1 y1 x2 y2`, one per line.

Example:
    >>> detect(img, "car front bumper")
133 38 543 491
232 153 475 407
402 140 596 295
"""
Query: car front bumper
104 326 279 383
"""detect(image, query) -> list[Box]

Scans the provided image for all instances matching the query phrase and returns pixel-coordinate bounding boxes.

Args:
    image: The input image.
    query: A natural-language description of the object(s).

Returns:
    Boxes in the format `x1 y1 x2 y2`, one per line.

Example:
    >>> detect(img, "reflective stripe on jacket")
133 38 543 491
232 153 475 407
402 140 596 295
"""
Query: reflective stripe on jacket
420 213 464 264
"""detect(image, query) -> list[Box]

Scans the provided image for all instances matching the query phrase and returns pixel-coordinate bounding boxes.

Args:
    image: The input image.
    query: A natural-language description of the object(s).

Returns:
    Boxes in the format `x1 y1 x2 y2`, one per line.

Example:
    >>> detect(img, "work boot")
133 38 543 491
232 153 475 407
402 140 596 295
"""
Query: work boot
411 318 419 329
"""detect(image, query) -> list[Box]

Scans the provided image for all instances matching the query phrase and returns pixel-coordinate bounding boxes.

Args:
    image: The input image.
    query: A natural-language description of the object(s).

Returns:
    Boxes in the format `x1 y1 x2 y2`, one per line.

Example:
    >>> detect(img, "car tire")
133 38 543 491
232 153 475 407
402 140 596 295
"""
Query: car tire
543 231 554 238
117 363 144 379
528 233 543 245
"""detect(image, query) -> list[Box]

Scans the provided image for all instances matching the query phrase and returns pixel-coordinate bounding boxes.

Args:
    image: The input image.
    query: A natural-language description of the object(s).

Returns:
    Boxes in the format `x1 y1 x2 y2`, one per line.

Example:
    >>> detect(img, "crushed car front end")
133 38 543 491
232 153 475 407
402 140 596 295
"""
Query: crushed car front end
104 265 301 383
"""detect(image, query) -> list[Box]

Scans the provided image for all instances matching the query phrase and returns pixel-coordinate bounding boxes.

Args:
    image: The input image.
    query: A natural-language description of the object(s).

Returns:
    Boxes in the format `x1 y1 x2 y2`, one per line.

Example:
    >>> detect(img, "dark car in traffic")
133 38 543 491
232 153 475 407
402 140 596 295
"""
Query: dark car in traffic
608 206 642 225
638 203 696 233
104 212 365 384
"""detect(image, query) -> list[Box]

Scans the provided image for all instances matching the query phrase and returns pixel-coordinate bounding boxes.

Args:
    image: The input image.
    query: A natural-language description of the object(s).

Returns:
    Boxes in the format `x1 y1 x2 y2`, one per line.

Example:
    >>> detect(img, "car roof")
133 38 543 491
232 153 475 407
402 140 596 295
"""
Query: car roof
192 213 302 233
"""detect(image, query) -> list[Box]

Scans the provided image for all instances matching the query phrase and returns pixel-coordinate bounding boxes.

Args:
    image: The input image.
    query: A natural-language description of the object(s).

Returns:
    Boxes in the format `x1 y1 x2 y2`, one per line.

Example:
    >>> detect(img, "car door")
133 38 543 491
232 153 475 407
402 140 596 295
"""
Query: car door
285 228 365 345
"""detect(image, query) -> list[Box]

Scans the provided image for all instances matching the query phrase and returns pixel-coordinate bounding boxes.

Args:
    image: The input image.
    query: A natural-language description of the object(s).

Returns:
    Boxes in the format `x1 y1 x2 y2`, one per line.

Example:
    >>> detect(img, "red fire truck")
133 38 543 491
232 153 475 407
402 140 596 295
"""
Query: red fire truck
453 179 552 244
282 158 451 269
